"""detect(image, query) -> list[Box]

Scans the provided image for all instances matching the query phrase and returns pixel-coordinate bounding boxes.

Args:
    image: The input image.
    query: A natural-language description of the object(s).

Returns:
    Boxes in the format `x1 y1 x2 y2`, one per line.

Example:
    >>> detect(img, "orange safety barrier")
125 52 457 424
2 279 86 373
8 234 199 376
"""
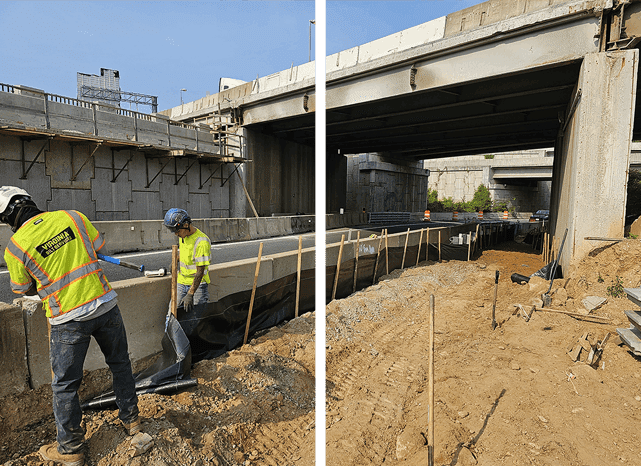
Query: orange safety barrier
453 211 459 221
503 211 508 220
478 211 483 220
424 210 431 221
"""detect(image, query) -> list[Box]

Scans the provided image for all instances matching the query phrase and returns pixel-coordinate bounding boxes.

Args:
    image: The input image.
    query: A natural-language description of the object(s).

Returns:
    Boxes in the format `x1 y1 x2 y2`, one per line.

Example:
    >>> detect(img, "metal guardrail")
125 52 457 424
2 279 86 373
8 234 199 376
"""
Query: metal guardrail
368 212 412 223
0 82 247 160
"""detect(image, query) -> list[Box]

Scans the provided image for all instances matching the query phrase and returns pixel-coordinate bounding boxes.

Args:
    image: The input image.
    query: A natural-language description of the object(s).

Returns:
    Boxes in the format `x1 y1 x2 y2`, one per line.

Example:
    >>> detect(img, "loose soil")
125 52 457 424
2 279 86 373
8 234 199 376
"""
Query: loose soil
2 239 641 465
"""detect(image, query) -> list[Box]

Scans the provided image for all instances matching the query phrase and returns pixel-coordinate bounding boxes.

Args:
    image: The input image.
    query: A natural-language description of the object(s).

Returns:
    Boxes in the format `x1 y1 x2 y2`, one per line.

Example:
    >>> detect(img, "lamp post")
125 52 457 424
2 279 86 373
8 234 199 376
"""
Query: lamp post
180 88 187 105
309 20 315 63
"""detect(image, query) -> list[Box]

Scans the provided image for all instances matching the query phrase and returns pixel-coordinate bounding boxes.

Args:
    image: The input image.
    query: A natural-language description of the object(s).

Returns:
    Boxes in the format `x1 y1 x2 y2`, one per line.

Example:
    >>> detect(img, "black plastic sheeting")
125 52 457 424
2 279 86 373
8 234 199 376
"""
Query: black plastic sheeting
82 312 194 410
84 222 516 409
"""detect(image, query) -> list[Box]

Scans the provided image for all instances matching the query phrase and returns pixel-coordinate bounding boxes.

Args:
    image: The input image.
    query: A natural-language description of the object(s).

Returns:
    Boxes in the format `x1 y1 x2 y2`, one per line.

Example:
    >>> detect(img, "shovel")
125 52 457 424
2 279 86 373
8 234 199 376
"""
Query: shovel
541 228 568 307
491 270 499 330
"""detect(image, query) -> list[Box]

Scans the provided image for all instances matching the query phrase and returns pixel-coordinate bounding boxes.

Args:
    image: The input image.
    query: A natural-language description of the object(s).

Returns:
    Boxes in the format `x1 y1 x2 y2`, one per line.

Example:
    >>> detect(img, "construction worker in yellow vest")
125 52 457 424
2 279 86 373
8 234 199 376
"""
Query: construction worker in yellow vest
163 208 211 312
1 186 141 466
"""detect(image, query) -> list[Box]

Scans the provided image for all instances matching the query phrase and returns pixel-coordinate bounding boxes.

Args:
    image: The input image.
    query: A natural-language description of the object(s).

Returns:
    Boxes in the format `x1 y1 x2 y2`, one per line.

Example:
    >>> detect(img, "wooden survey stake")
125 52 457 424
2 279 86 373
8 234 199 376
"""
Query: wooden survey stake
373 231 384 285
416 228 424 267
332 235 345 301
428 294 435 466
171 245 179 318
401 228 410 269
243 242 263 345
295 236 302 318
353 231 361 293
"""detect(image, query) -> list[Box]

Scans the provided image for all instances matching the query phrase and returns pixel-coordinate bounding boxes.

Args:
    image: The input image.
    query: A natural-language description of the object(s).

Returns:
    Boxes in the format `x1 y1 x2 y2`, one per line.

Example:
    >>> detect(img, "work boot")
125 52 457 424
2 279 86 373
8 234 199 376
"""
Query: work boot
38 442 84 466
123 417 142 436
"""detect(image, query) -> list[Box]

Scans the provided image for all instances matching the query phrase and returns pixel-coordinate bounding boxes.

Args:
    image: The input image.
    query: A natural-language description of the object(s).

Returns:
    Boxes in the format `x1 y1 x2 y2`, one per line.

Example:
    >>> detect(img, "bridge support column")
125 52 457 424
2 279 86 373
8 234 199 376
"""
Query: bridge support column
240 127 314 217
551 50 638 273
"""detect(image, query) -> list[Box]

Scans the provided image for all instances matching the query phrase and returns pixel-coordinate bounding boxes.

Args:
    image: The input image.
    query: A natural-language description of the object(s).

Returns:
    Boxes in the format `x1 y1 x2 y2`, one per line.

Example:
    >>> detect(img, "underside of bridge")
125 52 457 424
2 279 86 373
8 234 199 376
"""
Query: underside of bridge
247 51 641 164
247 61 587 158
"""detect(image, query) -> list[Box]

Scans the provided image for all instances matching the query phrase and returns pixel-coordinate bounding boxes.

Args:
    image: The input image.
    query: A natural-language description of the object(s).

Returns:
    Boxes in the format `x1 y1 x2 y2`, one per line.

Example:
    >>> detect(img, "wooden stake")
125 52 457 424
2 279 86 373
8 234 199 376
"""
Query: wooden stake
234 166 259 218
401 228 410 269
473 223 480 256
426 227 430 261
416 228 424 267
243 242 263 345
373 230 384 285
353 230 361 294
385 229 389 275
295 236 302 318
428 294 435 466
438 231 442 262
332 235 345 301
171 245 179 318
467 232 472 261
535 307 612 322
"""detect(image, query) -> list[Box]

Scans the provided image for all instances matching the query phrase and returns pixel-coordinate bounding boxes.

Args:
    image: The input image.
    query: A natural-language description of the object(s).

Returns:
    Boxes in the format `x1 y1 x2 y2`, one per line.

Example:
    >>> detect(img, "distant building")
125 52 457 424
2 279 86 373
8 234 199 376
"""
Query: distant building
77 68 121 108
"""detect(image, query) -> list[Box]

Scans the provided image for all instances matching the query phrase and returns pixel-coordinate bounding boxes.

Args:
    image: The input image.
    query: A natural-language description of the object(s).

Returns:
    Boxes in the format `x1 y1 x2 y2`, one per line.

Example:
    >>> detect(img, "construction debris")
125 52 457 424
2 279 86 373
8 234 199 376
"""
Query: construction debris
582 295 607 312
567 332 610 367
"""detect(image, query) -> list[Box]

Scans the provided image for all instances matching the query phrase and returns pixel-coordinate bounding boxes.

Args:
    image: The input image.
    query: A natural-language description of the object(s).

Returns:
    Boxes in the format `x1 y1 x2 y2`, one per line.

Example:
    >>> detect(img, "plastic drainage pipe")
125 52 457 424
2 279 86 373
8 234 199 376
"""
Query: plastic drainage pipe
81 379 198 410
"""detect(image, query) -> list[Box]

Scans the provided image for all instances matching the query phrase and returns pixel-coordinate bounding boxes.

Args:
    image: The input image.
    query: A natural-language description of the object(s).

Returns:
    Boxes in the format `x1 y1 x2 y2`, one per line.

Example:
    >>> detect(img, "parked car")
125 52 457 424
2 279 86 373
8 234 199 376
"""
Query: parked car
530 210 549 221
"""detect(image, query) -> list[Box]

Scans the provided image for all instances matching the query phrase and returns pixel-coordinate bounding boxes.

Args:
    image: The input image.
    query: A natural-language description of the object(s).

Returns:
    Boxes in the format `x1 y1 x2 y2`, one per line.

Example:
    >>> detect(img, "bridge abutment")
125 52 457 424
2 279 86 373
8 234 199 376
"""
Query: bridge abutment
552 50 639 273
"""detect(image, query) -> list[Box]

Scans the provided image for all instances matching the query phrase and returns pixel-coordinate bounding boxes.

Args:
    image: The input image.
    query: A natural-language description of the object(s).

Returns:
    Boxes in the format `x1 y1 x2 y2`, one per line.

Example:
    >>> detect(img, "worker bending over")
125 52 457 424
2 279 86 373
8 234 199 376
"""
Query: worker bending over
0 186 141 466
163 208 211 312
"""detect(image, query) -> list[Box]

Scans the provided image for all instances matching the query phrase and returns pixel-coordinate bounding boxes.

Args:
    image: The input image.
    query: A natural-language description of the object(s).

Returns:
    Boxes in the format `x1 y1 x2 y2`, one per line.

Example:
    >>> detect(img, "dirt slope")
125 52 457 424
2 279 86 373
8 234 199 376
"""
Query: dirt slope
2 240 641 465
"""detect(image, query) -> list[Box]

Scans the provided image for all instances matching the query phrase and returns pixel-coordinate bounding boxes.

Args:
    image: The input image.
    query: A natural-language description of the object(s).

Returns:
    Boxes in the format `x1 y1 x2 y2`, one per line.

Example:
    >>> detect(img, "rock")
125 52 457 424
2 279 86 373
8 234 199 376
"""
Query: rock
582 296 607 311
510 361 520 370
552 287 568 305
129 432 153 457
528 276 548 294
629 215 641 237
458 446 478 465
458 411 469 418
530 298 544 308
395 427 425 460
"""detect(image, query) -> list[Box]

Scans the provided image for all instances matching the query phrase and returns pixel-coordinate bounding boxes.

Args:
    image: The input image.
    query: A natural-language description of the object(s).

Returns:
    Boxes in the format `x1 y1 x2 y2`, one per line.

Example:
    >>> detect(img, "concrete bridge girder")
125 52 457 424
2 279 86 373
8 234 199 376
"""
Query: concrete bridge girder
233 3 604 134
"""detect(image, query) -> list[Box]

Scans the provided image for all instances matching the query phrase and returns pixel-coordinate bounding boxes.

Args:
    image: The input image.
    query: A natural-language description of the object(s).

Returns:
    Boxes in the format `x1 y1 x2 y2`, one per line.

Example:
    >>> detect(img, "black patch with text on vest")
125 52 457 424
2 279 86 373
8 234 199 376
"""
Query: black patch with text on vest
36 227 76 258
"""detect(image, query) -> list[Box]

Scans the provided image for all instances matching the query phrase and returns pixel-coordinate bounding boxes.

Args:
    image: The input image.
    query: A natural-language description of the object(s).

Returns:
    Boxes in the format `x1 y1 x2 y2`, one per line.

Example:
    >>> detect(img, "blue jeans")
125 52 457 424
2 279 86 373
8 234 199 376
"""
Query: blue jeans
169 282 209 314
49 305 139 454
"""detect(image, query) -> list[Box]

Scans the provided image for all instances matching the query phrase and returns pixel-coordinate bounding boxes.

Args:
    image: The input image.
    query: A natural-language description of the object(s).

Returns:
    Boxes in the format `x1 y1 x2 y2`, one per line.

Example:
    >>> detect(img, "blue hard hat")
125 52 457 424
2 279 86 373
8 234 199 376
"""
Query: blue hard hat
164 208 191 232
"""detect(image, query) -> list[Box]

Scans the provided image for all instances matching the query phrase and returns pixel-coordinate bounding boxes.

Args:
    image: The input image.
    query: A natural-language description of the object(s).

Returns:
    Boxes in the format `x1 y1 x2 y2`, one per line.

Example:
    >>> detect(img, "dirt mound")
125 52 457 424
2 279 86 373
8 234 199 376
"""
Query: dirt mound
3 239 641 465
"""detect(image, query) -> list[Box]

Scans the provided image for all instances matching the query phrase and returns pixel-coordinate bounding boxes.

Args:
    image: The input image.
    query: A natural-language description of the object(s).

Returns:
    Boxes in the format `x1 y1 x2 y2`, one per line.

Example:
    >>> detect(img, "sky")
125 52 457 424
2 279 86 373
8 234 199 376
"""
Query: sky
0 0 482 112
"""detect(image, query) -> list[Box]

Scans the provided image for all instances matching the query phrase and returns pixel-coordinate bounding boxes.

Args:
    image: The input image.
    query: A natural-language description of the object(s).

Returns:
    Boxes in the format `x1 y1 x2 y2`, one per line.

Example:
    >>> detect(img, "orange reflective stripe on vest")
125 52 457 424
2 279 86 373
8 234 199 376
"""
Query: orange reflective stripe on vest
5 210 111 318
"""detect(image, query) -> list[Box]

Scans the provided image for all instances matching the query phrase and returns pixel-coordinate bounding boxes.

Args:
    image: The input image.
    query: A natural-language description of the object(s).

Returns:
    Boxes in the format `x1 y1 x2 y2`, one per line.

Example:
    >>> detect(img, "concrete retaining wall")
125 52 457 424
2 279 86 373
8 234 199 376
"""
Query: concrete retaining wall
346 153 429 213
1 217 460 396
0 213 365 266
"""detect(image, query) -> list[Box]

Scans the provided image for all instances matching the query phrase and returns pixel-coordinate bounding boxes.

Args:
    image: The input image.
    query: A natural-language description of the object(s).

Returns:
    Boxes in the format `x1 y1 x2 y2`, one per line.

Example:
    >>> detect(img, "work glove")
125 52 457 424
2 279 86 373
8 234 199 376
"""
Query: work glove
180 293 194 313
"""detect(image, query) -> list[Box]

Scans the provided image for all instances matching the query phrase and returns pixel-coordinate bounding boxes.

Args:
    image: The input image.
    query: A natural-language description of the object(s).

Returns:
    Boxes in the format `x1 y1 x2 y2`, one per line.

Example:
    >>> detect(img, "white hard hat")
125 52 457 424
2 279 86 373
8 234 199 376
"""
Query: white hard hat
0 186 31 214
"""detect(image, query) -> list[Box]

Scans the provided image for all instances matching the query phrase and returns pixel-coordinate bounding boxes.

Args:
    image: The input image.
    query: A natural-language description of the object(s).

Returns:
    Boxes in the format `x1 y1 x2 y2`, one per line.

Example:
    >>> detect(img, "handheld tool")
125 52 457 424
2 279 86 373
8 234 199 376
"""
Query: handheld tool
542 228 568 307
97 253 145 273
491 270 499 330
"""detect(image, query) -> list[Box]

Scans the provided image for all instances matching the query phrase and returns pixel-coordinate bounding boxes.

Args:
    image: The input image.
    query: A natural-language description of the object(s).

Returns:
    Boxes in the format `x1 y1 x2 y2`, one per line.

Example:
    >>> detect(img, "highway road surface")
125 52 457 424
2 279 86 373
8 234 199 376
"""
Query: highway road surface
0 221 452 305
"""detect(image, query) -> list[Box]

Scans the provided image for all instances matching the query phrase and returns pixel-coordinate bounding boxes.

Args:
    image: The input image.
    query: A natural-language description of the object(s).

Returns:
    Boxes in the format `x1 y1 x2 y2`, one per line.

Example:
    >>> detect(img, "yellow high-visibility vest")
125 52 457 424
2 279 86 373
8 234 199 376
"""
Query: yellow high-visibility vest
5 210 112 318
178 228 211 286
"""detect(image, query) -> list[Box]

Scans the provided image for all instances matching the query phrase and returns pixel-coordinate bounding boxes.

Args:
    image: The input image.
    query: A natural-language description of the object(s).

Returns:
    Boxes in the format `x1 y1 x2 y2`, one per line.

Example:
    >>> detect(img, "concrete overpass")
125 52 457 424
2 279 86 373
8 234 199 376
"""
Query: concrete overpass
165 0 641 272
